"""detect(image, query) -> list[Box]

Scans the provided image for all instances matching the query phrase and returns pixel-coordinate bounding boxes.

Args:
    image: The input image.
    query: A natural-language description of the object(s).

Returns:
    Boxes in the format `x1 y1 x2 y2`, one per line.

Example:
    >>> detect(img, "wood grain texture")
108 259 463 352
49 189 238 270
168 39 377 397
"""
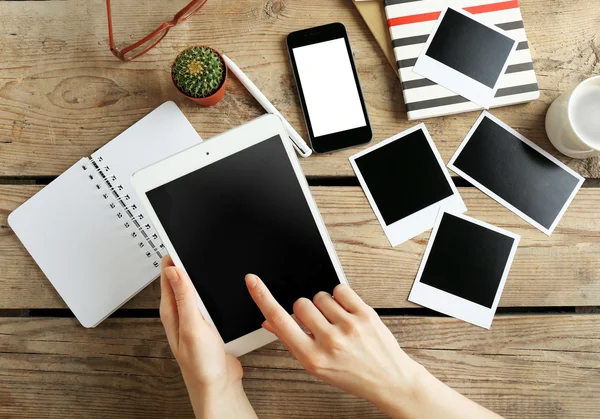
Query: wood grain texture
2 185 599 310
0 0 598 178
0 315 598 418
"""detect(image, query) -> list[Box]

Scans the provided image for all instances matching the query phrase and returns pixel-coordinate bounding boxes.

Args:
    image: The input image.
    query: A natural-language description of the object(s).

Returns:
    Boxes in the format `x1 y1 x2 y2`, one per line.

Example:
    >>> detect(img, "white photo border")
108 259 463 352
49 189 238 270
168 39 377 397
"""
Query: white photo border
350 124 466 247
448 110 585 236
408 210 520 329
413 6 518 109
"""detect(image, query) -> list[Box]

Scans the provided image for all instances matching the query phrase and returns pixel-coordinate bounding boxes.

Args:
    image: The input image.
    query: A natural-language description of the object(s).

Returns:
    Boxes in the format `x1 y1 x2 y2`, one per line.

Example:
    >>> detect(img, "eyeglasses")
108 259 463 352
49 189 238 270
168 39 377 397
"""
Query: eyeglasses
106 0 208 61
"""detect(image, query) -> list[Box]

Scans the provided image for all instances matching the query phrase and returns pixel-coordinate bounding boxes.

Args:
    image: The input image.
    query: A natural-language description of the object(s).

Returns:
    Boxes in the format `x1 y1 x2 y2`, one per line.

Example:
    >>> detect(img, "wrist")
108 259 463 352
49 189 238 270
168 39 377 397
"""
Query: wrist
187 379 256 419
370 359 432 419
373 363 503 419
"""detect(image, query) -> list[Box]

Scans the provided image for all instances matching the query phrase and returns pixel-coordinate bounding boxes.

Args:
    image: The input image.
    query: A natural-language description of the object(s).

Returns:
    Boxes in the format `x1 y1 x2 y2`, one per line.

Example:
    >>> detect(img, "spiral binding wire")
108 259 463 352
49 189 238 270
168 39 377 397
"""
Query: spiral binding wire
82 157 165 268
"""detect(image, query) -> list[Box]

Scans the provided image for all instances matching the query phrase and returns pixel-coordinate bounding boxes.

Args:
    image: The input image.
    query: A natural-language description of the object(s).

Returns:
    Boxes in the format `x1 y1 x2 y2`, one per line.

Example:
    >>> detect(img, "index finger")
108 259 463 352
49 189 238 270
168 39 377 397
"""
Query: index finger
245 274 312 350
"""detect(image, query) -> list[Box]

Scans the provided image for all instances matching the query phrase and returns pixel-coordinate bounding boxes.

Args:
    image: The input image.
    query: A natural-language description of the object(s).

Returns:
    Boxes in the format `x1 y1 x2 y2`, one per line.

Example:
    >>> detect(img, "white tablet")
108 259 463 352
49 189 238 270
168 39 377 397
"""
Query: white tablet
132 114 347 356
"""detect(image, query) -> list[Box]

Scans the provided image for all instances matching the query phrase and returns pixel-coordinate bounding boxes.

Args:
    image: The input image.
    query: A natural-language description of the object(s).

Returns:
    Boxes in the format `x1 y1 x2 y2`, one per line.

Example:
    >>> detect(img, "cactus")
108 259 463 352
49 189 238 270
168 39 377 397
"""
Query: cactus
172 47 225 98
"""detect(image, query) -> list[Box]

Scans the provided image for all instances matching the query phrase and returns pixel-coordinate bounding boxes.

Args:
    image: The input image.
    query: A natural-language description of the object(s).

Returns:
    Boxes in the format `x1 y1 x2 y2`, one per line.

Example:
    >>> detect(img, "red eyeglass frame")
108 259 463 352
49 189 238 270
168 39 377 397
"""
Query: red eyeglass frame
106 0 209 61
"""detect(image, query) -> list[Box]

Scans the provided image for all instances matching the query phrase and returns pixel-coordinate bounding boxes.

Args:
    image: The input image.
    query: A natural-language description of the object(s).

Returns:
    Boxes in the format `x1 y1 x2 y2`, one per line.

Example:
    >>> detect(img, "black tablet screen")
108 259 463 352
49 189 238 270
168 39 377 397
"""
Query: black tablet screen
420 213 516 308
426 8 515 88
453 116 581 229
147 136 341 343
354 128 453 226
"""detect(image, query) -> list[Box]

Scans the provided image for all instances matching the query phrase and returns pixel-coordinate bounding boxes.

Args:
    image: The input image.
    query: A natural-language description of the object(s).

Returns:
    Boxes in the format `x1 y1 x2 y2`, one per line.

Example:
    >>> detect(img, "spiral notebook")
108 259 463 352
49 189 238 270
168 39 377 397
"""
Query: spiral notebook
384 0 540 120
8 101 202 327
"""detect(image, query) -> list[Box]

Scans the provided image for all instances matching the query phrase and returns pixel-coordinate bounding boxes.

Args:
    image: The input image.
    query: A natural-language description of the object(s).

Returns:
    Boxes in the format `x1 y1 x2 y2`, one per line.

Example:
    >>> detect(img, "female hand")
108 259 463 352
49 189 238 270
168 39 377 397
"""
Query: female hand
244 274 422 416
245 274 503 419
160 256 256 419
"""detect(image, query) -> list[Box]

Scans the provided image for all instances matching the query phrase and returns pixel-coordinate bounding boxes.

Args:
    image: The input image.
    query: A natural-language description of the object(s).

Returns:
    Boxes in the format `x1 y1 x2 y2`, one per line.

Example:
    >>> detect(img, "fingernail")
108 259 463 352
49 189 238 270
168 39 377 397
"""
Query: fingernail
165 267 179 285
245 274 259 288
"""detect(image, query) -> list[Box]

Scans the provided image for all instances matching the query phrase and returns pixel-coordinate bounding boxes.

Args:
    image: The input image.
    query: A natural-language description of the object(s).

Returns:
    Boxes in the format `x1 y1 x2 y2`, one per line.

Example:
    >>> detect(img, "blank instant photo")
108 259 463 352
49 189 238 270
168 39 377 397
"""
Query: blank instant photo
409 211 520 329
449 111 585 235
350 124 466 247
413 6 518 109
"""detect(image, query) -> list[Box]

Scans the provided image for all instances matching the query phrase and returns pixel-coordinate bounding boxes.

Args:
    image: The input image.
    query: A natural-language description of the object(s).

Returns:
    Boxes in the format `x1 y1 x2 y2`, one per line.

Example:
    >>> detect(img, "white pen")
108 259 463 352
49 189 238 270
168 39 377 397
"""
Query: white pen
222 54 312 158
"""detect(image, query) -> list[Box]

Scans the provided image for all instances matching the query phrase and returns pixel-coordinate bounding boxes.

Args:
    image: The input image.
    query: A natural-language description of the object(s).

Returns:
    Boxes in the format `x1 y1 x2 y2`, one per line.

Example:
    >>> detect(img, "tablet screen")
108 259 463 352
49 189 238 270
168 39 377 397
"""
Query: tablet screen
146 135 341 343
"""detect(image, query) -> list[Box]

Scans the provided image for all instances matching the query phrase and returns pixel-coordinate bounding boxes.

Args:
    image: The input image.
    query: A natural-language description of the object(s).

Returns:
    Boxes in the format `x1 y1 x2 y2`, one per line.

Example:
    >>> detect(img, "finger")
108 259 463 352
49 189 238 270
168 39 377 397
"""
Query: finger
312 291 351 324
291 314 313 336
332 284 367 314
164 266 205 335
160 256 178 348
262 320 276 334
246 274 312 350
262 314 308 335
293 297 332 337
263 321 303 359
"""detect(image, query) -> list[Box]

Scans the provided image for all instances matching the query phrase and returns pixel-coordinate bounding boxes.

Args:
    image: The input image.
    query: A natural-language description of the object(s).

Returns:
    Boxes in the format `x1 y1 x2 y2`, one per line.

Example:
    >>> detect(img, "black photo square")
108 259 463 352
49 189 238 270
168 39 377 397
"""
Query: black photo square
450 113 583 232
351 125 466 247
409 211 519 328
425 7 516 88
413 7 517 108
420 212 516 308
353 128 453 225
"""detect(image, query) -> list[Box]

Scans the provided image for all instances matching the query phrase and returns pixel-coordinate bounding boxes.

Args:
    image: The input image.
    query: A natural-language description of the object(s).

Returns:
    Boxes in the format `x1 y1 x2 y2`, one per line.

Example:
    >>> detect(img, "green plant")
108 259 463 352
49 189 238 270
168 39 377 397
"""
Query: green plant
172 47 225 98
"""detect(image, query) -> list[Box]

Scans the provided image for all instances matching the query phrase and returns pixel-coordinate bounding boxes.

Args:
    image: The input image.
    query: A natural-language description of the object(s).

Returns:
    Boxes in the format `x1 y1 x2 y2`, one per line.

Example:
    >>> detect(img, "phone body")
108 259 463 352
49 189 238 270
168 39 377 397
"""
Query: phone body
287 23 372 154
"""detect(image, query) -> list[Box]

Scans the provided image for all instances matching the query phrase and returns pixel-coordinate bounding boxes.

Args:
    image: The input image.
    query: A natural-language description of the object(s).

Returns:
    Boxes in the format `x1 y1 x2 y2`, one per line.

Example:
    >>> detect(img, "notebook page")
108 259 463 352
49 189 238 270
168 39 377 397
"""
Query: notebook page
8 158 158 327
90 100 203 279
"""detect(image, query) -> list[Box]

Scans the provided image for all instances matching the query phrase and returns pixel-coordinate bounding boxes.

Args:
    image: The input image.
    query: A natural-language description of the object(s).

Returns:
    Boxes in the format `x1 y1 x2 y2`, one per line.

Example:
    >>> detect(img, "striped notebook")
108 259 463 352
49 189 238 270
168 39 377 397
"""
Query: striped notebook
384 0 539 120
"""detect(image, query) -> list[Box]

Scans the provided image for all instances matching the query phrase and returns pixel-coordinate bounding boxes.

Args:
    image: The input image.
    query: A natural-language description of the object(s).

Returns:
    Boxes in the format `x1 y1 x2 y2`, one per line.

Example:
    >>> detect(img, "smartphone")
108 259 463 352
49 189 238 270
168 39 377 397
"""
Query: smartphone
287 23 372 154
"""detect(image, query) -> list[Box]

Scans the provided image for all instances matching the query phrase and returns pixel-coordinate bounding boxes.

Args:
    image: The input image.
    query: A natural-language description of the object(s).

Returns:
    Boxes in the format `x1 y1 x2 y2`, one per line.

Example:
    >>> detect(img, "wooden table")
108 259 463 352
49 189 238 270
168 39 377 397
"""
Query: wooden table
0 0 599 417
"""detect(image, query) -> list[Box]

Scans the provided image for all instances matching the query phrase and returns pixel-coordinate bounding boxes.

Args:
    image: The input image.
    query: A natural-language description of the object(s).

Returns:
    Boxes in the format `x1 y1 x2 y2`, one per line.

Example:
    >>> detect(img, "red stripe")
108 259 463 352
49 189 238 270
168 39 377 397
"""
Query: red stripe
388 0 520 27
463 0 520 14
388 11 440 26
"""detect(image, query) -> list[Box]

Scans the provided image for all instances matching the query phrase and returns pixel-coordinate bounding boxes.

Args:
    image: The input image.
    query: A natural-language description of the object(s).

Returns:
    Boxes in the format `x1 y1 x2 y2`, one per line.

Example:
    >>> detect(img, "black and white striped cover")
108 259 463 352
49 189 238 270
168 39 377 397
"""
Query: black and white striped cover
384 0 539 120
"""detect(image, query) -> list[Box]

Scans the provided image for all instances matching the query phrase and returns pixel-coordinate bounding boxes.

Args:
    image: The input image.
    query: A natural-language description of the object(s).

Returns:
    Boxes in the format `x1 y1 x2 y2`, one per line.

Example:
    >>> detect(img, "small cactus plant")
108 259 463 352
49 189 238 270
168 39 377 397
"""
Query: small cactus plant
172 46 227 105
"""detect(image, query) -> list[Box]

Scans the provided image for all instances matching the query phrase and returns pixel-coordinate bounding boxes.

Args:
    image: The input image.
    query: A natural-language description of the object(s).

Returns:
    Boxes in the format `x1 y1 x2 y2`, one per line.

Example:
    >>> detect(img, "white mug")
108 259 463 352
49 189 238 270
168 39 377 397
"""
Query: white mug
545 75 600 159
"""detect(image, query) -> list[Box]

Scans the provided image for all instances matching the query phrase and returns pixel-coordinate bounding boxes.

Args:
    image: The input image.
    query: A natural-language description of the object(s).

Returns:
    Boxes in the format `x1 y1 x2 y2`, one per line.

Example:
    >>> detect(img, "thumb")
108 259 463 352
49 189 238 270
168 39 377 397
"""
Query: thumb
164 267 203 329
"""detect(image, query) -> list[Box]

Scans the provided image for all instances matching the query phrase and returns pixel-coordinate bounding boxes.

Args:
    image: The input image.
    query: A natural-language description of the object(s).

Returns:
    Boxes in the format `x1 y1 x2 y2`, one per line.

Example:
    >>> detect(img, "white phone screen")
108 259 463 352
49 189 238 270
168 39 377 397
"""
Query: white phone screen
292 38 366 137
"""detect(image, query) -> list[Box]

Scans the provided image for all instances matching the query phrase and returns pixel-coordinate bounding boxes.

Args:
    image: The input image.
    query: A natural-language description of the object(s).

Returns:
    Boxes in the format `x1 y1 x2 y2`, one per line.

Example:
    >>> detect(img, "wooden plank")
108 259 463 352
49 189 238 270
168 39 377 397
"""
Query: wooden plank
0 0 599 178
1 185 599 309
0 315 598 418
